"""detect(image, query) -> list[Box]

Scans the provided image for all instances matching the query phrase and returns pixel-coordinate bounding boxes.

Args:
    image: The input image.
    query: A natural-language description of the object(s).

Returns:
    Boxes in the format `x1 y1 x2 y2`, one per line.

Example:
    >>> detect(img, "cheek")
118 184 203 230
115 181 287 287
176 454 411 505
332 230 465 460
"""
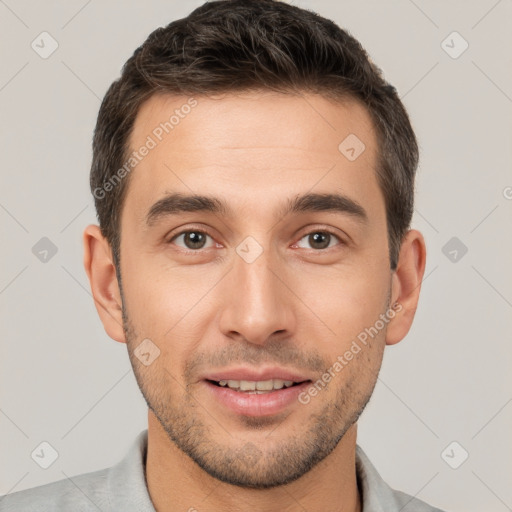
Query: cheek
291 261 390 343
120 257 223 345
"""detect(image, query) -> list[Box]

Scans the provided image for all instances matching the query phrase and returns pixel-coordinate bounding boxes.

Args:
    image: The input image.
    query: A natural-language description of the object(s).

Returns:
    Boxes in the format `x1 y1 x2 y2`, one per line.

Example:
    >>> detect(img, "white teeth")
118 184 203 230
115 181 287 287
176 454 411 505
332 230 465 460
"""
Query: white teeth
256 380 274 391
239 380 256 391
216 379 297 391
273 379 285 389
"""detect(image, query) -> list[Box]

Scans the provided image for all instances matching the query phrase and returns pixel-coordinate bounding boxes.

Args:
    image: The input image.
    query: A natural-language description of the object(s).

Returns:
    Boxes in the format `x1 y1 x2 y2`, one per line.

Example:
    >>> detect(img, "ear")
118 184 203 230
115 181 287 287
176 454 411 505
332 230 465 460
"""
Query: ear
83 224 126 343
385 229 427 346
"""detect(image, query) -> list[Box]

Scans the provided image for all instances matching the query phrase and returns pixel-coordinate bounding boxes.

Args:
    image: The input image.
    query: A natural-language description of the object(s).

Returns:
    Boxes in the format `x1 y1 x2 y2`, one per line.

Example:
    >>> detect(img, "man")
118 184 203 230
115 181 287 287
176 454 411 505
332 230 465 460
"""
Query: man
0 1 446 510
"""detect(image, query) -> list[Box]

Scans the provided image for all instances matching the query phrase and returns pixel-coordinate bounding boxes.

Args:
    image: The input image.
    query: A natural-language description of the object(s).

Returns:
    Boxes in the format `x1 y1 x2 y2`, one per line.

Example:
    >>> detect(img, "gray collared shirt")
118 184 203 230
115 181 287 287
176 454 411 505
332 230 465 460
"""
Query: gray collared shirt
0 430 447 511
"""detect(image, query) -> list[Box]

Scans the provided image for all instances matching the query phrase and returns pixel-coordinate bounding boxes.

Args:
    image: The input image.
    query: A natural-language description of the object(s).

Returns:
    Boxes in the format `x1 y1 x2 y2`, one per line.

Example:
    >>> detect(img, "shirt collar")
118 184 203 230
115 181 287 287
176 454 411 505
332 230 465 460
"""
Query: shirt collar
355 444 402 511
107 430 155 511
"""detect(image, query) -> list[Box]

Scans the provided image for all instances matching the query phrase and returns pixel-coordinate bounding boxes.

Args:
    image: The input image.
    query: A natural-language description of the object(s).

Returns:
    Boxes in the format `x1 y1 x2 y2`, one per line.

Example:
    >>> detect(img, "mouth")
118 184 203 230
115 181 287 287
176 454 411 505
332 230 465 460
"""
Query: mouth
206 378 308 394
202 371 313 417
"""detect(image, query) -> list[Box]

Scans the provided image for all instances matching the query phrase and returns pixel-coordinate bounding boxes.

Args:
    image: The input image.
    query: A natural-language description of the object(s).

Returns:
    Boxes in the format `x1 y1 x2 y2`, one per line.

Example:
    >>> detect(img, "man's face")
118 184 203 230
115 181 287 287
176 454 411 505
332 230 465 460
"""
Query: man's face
119 91 392 488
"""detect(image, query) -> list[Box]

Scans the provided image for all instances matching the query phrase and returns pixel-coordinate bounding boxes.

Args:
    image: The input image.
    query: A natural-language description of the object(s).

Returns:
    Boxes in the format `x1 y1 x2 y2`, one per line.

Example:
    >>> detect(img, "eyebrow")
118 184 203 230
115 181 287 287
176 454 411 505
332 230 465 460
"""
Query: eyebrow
145 192 368 226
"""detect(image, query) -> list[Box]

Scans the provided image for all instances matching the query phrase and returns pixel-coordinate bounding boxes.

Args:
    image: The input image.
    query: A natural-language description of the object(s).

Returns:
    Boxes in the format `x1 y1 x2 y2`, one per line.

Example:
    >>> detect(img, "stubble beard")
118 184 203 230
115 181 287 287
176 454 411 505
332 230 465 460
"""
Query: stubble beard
121 294 387 489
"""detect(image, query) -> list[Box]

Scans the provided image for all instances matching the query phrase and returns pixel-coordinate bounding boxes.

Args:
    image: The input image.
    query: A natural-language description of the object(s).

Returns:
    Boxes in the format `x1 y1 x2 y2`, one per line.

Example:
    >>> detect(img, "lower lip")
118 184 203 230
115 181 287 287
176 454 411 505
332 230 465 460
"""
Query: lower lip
204 380 311 417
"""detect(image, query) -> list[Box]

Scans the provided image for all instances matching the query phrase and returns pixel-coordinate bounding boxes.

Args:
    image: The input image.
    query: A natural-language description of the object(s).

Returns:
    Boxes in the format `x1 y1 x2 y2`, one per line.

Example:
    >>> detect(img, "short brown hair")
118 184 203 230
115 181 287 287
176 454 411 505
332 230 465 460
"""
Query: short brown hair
90 0 418 271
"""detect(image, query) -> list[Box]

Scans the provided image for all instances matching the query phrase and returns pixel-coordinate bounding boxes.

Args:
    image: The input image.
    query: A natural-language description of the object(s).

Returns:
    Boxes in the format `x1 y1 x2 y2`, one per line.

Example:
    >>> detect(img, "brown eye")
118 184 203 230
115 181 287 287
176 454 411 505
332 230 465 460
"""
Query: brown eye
296 231 341 250
309 232 330 249
171 231 214 250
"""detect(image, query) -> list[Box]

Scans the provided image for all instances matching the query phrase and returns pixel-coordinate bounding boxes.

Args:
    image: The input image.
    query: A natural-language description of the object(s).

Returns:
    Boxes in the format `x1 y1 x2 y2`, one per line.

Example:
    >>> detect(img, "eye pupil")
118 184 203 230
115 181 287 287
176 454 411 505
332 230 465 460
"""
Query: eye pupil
309 232 330 249
185 232 206 249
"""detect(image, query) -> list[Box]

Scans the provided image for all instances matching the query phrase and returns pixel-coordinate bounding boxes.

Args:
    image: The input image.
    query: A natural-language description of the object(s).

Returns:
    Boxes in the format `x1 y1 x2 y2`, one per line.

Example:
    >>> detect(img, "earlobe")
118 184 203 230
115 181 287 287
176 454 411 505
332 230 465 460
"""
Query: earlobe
385 229 427 346
83 224 126 343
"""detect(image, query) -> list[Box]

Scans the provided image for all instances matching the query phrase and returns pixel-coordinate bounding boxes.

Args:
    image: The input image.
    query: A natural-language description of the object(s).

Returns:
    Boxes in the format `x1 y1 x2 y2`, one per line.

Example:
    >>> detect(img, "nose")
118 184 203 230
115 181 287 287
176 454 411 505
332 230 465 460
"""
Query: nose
218 240 296 346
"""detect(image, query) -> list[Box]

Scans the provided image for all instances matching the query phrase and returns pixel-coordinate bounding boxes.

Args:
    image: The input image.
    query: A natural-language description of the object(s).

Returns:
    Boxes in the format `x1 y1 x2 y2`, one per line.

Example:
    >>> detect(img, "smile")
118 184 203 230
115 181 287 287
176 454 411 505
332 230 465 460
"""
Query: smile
210 378 302 393
204 379 312 416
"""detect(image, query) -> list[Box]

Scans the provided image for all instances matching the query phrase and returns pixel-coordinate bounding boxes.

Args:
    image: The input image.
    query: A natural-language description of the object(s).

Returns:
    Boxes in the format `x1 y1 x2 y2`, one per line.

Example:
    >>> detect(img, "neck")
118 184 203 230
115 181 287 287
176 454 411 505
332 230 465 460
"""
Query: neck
145 411 361 512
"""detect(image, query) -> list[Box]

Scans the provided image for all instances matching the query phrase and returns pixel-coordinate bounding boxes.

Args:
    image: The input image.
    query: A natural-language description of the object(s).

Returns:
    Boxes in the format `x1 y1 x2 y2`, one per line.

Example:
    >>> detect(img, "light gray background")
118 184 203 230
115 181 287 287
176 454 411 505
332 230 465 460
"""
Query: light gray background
1 1 511 511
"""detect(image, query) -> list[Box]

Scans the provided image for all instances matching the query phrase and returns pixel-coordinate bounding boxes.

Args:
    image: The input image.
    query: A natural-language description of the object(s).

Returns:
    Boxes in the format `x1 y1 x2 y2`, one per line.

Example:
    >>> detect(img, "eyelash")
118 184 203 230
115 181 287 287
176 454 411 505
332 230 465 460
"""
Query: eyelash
167 226 345 253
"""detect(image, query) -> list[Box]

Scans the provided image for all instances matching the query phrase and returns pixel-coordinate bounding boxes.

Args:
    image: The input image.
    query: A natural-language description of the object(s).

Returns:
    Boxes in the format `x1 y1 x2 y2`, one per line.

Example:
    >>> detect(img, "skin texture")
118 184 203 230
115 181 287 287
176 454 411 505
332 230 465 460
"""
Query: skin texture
83 91 426 512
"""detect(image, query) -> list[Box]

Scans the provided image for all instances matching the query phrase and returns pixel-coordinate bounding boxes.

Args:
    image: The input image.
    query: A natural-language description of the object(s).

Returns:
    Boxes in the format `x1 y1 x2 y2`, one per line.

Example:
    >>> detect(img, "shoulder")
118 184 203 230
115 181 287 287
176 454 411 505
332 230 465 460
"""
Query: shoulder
0 430 152 512
355 444 448 512
391 489 447 512
0 467 111 512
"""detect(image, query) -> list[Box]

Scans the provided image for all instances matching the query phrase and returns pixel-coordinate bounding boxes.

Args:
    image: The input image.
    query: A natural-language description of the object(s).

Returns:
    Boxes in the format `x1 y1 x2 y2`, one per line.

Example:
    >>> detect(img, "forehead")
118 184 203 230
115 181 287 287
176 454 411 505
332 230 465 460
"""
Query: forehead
123 90 382 224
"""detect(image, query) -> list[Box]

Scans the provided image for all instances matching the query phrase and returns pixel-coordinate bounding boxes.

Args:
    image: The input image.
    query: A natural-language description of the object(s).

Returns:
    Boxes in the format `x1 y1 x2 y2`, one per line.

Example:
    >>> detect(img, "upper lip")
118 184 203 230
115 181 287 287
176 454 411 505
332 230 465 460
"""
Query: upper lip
202 366 313 383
